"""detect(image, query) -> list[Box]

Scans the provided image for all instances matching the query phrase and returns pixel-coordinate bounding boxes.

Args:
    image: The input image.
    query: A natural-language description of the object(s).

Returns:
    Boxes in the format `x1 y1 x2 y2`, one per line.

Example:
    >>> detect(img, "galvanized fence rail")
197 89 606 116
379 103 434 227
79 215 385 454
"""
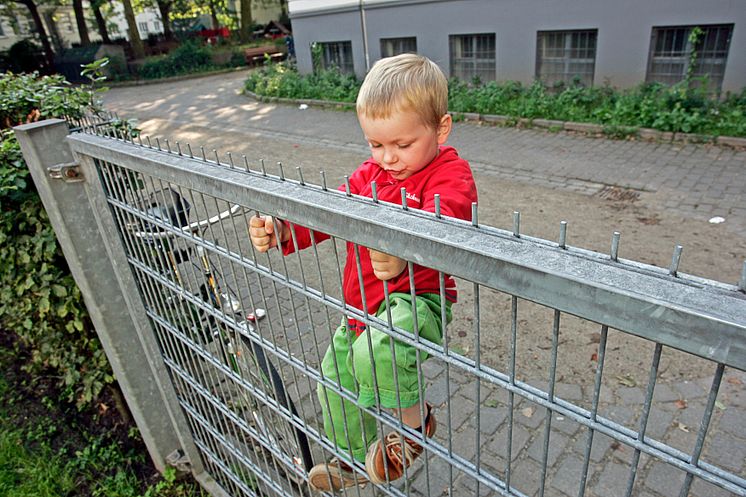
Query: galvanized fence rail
16 120 746 497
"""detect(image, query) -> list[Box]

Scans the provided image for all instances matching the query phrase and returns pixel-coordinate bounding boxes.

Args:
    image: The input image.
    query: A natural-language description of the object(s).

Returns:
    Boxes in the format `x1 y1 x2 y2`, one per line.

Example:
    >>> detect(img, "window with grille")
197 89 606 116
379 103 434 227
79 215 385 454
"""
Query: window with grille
647 24 733 93
315 41 354 74
536 30 597 87
449 33 496 82
380 37 417 58
139 21 149 34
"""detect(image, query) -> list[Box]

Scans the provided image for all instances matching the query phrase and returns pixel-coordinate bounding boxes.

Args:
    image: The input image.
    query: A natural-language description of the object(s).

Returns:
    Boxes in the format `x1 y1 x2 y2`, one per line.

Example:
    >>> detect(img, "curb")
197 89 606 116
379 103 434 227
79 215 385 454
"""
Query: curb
108 66 251 88
242 91 745 149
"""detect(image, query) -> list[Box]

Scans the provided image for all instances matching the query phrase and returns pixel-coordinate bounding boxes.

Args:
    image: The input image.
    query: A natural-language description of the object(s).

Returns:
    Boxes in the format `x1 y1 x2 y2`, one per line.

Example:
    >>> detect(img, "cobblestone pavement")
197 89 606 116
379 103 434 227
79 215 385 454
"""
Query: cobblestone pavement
105 70 746 238
103 71 746 497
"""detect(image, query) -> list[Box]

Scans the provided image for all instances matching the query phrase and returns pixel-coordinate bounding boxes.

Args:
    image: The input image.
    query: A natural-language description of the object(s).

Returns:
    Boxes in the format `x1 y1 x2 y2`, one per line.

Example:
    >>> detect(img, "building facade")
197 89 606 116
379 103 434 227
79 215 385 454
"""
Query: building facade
288 0 745 93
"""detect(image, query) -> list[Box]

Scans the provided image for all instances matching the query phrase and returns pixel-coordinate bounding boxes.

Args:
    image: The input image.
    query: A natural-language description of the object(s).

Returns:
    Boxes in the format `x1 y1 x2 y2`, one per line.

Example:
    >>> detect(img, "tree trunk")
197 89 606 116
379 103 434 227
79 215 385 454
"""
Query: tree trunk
156 0 173 40
17 0 54 69
239 0 251 43
209 4 218 29
92 2 111 44
72 0 90 45
121 0 145 59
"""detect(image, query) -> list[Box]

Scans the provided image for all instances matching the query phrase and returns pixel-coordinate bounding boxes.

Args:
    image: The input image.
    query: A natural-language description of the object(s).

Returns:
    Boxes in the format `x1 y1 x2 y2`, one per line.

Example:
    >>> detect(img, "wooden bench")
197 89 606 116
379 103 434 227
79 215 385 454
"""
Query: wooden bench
244 45 287 64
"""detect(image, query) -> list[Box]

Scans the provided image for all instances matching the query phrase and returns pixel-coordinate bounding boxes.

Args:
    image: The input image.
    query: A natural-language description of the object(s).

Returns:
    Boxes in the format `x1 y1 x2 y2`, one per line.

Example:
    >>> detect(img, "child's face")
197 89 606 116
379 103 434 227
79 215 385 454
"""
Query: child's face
358 108 452 181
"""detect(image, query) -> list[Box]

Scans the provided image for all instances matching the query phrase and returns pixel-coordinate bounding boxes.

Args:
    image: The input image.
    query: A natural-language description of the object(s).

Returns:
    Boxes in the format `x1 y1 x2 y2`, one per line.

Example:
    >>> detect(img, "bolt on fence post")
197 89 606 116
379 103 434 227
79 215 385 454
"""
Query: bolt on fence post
13 119 201 476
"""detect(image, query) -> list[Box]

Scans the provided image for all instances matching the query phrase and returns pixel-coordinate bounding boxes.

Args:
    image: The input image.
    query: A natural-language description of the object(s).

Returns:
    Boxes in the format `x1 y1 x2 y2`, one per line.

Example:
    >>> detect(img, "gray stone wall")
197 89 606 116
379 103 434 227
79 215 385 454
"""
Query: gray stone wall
288 0 745 92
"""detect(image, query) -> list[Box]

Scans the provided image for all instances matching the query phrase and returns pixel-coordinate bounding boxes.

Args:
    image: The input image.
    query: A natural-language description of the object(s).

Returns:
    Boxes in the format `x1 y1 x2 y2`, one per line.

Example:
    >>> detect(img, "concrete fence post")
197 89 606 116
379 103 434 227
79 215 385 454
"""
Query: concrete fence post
13 119 203 475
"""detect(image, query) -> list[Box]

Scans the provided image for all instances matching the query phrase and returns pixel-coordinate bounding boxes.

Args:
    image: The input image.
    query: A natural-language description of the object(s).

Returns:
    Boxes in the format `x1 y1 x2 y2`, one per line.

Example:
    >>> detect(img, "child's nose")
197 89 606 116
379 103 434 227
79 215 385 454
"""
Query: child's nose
383 148 397 165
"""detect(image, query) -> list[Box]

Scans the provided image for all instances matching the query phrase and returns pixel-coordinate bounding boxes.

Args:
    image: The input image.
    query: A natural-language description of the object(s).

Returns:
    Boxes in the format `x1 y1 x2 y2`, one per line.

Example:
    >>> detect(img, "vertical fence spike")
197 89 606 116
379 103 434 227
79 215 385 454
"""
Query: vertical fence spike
434 194 441 218
297 166 305 185
344 175 351 195
213 149 220 164
187 143 194 158
513 211 521 237
227 151 234 168
611 232 621 261
146 136 152 148
739 261 746 292
669 245 683 276
401 187 408 210
559 221 568 249
242 154 250 172
260 159 267 176
176 141 182 156
371 181 378 202
320 170 327 190
278 162 285 180
164 138 171 153
472 202 478 227
137 134 143 146
155 137 161 151
200 146 206 161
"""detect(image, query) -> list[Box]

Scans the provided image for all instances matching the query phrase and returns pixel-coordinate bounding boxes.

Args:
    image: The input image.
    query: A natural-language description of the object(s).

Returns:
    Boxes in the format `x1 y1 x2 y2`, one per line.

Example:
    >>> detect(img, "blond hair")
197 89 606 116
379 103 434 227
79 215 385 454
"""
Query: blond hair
356 53 448 129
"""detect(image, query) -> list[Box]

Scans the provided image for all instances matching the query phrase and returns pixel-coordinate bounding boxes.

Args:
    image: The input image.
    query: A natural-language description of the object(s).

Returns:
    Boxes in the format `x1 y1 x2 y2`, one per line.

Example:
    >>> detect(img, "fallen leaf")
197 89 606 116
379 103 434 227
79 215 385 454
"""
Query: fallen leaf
675 399 688 409
610 441 621 450
715 400 727 411
676 422 689 433
484 399 498 408
520 406 535 418
457 330 467 338
616 375 637 387
590 352 598 362
727 377 743 386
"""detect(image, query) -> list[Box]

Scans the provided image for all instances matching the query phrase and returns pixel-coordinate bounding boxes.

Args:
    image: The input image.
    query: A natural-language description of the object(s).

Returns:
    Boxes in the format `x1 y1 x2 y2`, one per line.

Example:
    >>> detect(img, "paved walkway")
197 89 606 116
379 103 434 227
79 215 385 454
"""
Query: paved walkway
105 70 746 238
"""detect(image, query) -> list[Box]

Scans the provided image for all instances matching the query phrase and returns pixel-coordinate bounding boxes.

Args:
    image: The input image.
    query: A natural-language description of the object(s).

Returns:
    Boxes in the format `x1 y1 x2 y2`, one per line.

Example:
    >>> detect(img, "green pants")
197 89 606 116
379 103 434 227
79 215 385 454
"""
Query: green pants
317 293 451 462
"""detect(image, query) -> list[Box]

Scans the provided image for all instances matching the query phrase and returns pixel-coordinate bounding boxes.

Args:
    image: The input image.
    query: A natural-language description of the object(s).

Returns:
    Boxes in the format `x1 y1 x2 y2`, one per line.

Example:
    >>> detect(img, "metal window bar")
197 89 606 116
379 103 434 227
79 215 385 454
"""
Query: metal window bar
54 128 746 497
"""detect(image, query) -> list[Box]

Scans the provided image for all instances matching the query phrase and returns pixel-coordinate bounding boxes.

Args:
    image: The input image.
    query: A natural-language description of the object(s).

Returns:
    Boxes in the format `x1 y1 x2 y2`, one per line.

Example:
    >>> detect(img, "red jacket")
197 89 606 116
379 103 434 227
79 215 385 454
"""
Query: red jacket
282 146 478 336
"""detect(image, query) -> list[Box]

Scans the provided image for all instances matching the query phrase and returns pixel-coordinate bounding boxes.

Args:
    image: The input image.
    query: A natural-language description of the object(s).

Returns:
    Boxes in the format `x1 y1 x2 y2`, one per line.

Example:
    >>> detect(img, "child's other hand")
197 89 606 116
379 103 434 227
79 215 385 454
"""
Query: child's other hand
249 215 286 252
369 249 406 281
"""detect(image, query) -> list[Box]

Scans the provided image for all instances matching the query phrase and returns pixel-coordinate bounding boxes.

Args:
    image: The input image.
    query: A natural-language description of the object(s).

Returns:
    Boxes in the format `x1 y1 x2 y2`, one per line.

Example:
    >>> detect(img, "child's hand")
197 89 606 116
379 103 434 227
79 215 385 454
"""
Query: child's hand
249 215 287 252
369 249 407 281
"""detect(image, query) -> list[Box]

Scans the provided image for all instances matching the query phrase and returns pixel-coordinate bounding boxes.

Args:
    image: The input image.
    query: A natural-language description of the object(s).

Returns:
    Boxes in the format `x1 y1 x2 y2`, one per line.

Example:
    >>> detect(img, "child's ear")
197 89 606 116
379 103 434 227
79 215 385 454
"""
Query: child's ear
436 114 453 145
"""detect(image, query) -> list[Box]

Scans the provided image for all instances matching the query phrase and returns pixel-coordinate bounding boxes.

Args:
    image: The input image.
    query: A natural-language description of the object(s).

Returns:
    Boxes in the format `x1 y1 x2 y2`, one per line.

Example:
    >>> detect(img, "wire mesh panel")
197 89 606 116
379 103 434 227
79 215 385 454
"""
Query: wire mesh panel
67 129 746 497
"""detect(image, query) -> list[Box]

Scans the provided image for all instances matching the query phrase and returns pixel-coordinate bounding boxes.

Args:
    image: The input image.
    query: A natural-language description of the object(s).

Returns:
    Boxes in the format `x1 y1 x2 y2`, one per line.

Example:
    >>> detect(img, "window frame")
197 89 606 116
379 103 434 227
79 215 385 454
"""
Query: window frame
646 24 733 93
535 29 598 87
380 36 417 58
448 33 496 82
314 40 354 75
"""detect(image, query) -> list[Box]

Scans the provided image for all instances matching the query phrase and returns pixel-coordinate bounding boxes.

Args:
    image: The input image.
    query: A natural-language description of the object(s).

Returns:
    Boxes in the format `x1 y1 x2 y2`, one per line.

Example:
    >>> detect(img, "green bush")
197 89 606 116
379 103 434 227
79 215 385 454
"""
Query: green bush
1 71 113 409
138 40 216 79
245 62 746 137
245 59 360 102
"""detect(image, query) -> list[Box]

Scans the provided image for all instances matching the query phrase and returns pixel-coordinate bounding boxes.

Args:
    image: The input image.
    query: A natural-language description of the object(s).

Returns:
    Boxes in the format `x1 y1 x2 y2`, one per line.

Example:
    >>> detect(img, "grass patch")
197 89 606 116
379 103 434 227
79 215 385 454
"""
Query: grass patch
0 335 206 497
244 61 746 137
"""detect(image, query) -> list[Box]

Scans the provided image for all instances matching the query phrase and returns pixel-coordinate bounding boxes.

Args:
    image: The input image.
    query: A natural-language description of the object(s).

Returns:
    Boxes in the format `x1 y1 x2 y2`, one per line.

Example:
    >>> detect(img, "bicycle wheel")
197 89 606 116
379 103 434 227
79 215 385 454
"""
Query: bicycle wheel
234 335 314 479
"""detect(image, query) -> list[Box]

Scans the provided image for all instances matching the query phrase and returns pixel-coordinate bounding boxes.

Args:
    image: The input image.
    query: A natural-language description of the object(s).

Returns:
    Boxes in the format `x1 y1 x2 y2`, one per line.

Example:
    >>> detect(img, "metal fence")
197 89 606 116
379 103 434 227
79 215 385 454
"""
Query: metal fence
15 120 746 497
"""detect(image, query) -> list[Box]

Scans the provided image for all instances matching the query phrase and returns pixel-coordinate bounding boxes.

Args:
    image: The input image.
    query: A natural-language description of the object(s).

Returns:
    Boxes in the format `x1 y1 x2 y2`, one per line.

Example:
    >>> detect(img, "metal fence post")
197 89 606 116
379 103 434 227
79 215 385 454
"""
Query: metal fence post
13 119 203 475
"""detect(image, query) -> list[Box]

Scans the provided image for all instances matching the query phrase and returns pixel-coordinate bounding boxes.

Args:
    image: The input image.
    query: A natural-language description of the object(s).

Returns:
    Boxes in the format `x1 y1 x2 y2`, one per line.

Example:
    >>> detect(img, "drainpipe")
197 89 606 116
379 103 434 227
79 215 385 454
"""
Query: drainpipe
359 0 370 71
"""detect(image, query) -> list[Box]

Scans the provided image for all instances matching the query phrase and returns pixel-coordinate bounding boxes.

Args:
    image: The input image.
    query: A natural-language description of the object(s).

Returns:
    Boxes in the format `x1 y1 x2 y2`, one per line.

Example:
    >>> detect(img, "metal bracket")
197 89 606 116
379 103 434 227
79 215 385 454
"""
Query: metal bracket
166 448 191 473
48 161 84 182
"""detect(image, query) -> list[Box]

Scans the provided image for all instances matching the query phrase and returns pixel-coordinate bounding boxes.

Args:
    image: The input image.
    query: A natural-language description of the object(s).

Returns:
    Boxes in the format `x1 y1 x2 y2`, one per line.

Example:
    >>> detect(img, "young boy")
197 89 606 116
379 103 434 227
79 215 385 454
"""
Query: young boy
249 53 477 491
